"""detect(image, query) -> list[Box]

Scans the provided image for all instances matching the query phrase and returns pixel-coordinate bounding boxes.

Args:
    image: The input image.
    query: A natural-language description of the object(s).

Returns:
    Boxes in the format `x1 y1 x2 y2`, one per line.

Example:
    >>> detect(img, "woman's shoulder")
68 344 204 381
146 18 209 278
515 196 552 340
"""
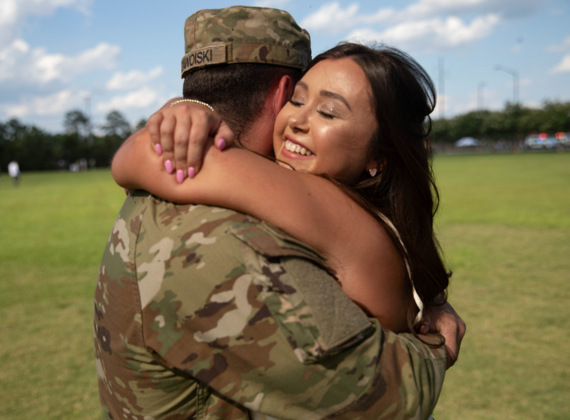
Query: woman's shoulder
335 216 411 332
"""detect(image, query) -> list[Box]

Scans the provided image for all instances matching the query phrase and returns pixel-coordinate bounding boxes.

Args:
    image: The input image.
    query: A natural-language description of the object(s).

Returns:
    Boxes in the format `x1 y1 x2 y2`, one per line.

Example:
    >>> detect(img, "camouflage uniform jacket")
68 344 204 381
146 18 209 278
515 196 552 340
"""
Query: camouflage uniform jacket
94 190 446 420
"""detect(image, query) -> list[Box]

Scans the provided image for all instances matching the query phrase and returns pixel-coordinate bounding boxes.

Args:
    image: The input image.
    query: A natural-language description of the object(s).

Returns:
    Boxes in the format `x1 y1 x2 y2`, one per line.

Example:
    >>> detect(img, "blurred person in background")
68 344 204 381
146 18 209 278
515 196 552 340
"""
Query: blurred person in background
8 160 20 187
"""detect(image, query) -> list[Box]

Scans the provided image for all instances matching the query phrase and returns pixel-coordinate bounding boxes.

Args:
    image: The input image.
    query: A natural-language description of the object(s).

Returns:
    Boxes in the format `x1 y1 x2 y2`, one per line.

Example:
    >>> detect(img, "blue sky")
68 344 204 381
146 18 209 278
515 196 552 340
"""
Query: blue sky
1 0 569 133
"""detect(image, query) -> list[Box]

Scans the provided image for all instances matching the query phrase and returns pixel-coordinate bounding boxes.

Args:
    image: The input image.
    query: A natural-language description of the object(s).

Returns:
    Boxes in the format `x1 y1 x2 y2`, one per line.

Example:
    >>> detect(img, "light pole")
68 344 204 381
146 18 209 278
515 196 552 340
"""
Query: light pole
478 82 485 110
495 65 519 105
439 56 445 119
83 93 93 144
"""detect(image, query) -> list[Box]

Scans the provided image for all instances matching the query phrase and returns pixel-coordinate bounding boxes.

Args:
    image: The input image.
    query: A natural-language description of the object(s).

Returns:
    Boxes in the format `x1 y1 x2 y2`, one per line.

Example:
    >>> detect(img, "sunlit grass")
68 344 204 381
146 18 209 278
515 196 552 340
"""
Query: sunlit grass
0 170 124 420
433 152 570 420
0 152 569 419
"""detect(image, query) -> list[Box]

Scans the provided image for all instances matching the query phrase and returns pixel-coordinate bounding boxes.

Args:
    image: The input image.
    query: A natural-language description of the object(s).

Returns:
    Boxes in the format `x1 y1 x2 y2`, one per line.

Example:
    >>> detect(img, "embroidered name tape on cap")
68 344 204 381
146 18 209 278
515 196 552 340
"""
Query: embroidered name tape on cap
181 45 228 76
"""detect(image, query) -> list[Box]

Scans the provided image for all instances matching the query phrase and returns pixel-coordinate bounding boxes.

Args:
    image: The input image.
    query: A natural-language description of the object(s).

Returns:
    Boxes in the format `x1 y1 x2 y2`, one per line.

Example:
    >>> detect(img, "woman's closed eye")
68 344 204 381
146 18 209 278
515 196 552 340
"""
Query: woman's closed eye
318 109 335 119
289 99 304 107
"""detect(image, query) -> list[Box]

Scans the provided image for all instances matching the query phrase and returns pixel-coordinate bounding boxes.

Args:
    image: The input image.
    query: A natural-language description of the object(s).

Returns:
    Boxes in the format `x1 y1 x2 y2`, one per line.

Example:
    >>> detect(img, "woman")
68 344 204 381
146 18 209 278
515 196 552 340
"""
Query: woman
113 43 450 334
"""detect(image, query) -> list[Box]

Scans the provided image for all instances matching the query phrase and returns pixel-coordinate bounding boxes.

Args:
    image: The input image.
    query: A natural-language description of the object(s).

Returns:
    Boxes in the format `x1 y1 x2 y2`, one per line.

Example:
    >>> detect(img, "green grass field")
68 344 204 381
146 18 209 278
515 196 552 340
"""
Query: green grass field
0 152 569 419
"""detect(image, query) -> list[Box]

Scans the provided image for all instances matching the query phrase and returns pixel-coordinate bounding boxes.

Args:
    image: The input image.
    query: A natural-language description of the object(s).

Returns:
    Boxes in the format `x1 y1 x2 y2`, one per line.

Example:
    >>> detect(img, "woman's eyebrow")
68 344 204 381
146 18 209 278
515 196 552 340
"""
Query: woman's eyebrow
296 81 352 111
320 90 352 111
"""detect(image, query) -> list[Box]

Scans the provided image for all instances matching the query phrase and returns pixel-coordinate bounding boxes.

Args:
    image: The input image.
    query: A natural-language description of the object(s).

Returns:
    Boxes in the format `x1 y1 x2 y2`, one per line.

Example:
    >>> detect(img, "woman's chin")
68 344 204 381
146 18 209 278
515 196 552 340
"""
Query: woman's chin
277 156 314 173
276 161 294 170
276 150 316 173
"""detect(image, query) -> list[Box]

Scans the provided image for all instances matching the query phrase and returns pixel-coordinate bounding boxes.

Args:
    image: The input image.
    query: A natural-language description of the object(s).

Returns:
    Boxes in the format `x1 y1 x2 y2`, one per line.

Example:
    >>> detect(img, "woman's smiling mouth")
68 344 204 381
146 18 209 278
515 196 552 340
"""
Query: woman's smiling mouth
283 138 315 157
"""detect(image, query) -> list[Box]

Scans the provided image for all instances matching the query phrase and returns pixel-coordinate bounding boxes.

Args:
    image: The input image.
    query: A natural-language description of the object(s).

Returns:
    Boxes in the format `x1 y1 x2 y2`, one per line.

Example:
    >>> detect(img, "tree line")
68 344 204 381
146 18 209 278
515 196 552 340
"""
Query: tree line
0 110 145 172
2 101 570 171
431 101 570 143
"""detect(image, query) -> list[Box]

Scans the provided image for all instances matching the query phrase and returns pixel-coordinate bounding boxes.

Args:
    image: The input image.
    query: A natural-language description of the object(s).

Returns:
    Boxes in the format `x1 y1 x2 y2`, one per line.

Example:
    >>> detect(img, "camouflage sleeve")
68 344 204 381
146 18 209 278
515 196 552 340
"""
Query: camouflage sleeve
138 210 446 420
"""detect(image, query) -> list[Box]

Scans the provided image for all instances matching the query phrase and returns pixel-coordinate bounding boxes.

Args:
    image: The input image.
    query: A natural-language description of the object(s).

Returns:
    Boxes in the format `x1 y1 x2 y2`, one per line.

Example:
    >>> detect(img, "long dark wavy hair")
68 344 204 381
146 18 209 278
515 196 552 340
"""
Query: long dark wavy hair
308 43 450 328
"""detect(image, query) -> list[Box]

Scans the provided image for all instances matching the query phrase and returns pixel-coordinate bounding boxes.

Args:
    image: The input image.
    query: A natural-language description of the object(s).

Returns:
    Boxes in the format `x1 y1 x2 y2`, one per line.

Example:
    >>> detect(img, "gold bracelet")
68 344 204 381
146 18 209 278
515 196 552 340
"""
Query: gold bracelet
169 99 214 112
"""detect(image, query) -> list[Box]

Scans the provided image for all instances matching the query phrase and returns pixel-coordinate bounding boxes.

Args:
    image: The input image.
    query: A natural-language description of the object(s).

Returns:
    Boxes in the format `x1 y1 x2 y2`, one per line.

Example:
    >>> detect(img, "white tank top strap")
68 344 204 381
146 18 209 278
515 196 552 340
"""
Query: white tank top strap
376 213 424 327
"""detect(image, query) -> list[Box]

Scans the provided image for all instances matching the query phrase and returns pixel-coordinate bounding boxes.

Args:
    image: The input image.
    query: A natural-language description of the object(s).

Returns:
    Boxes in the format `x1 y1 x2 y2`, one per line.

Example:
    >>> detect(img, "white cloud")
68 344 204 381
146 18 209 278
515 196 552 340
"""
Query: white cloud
0 39 120 86
546 36 570 53
549 7 567 16
520 78 532 87
550 54 570 74
403 0 541 21
253 0 292 7
432 93 450 118
3 88 86 117
523 100 541 109
301 0 540 34
0 0 92 47
105 67 163 91
301 3 363 34
347 14 500 53
433 90 504 118
95 87 160 114
301 2 398 33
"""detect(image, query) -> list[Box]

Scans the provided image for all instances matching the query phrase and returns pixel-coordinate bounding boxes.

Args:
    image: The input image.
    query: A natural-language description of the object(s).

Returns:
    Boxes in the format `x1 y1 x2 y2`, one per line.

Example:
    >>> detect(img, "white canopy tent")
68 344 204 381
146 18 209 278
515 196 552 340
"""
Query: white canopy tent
455 137 479 147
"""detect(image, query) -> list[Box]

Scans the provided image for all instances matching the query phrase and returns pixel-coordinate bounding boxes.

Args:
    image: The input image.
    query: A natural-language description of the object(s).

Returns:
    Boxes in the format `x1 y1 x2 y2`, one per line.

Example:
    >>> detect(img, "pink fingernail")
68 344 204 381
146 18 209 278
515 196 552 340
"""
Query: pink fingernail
188 167 196 179
165 160 173 174
155 144 163 156
176 169 186 183
217 138 226 150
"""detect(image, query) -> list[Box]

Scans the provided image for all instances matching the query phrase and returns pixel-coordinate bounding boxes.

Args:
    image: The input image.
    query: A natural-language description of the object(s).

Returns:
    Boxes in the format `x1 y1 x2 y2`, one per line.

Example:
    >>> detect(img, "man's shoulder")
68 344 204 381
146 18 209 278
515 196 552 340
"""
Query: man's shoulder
129 189 326 264
228 218 326 265
130 189 250 229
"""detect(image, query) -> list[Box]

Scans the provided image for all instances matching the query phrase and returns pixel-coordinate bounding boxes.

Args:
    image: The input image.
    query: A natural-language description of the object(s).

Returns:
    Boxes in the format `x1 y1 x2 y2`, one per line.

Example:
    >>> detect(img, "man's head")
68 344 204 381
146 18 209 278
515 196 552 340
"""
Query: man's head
180 6 311 152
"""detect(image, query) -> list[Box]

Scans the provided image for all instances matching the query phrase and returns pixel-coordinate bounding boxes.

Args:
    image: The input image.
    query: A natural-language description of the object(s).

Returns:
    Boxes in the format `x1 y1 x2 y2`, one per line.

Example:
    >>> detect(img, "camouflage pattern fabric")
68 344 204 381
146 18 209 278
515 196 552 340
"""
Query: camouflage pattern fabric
94 190 446 420
181 6 311 77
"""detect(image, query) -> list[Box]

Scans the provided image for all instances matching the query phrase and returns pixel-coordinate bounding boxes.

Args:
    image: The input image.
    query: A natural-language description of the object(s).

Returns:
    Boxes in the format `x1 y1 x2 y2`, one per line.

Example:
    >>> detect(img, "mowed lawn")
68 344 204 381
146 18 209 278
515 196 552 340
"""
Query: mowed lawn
433 152 570 420
0 170 125 419
0 152 569 419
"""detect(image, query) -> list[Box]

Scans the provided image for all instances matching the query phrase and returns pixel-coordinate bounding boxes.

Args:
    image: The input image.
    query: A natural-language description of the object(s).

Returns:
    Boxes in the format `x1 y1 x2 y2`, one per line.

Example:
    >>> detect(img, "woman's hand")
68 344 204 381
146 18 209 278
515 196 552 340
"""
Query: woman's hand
147 99 235 182
419 301 466 369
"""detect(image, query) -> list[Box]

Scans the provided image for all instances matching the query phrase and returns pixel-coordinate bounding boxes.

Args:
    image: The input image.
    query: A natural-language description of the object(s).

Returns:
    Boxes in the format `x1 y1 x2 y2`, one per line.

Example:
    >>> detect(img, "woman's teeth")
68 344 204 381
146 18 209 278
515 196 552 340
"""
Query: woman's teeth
285 139 313 156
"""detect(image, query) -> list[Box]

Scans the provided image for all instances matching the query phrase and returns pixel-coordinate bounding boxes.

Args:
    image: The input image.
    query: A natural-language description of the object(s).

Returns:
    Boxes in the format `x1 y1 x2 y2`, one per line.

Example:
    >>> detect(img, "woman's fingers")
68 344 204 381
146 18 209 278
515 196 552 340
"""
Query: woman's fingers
160 113 177 174
184 110 220 177
421 302 466 370
213 122 235 151
147 112 163 151
172 109 198 181
148 100 234 181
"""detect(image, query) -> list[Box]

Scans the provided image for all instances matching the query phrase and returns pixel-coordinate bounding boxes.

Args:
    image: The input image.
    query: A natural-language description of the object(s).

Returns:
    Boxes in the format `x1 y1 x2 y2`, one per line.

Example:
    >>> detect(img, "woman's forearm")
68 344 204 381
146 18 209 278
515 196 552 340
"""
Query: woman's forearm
113 127 380 264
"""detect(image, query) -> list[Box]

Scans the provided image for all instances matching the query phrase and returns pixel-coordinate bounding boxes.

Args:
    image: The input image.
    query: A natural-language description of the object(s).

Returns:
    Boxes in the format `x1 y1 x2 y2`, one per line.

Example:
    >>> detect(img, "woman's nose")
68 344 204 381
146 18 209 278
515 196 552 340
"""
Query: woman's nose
288 108 309 132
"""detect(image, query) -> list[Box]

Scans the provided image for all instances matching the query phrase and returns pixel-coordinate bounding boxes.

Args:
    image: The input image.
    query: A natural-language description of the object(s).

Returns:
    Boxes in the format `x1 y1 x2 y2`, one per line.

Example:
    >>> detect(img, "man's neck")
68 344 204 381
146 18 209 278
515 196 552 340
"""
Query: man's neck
237 97 277 157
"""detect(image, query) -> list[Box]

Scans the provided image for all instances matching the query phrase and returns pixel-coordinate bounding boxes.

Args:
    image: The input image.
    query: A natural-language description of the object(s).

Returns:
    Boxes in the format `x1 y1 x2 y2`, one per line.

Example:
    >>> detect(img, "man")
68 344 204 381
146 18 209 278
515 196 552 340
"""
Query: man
95 6 464 420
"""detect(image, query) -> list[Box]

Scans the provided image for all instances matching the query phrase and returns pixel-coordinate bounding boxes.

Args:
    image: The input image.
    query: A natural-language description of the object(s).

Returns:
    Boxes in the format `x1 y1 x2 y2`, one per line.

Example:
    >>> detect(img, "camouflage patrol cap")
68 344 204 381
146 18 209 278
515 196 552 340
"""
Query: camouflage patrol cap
181 6 311 78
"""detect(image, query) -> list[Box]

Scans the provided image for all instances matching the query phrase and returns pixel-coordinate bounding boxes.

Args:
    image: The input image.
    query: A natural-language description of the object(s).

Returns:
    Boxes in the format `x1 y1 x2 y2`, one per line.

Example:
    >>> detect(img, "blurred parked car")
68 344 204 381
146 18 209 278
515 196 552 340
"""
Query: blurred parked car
524 133 565 150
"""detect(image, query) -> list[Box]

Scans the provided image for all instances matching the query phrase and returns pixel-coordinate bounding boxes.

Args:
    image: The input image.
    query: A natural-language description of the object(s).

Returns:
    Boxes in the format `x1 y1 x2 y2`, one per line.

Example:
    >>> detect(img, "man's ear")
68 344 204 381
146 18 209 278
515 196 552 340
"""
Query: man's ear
273 75 294 114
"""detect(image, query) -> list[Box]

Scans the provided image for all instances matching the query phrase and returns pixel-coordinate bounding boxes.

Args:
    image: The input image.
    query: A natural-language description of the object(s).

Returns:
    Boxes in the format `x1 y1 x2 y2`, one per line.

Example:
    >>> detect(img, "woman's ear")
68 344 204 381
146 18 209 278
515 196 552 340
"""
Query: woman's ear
366 160 384 177
366 161 377 177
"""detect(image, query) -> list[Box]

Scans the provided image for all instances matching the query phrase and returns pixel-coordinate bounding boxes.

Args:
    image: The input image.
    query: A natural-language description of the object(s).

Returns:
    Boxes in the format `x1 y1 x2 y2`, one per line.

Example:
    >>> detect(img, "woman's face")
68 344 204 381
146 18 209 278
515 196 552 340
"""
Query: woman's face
273 57 378 184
